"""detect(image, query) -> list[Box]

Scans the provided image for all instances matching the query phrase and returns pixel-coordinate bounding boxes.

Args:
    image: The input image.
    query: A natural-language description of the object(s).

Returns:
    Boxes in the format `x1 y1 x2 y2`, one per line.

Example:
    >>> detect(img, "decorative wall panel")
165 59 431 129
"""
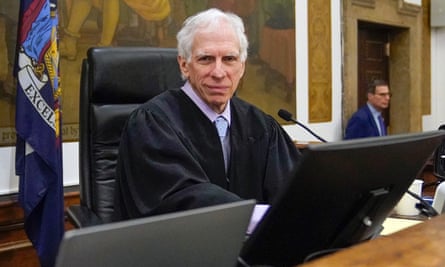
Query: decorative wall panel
308 0 332 122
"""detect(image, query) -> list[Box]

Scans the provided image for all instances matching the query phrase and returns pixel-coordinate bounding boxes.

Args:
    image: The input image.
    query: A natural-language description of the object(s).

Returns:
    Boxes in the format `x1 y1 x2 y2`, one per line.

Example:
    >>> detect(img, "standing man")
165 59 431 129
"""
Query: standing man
113 8 301 220
344 79 391 139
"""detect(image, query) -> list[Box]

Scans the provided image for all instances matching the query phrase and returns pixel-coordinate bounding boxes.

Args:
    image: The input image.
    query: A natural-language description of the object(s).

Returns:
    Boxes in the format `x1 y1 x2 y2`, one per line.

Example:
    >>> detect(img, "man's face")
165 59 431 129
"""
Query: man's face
178 23 245 113
368 85 391 112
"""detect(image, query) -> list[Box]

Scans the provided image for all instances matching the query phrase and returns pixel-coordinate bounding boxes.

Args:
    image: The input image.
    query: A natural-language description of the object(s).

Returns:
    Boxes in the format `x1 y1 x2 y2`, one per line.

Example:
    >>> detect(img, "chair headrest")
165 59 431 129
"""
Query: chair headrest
87 47 183 104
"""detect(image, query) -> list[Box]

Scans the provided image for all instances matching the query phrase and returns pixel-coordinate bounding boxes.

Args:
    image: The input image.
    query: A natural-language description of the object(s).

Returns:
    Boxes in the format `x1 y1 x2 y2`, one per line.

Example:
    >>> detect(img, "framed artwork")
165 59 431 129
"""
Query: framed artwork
0 0 296 146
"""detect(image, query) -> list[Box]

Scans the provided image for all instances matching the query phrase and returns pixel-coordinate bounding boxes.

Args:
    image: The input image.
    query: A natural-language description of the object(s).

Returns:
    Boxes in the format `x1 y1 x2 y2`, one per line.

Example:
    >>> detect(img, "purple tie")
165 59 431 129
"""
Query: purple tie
378 115 386 136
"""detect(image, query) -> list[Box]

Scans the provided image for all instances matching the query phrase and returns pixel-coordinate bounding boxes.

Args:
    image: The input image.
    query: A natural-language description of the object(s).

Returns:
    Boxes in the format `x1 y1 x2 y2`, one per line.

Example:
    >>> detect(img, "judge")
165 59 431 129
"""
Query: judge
113 8 302 220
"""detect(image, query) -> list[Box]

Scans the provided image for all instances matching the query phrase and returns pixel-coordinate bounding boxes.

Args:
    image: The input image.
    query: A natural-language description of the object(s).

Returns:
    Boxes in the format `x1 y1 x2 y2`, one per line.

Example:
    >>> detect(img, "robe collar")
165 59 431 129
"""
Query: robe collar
181 81 231 125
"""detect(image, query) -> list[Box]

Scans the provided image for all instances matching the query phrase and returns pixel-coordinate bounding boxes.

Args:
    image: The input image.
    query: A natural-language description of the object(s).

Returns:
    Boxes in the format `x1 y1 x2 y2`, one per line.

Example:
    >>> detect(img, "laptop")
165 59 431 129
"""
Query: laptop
56 200 255 267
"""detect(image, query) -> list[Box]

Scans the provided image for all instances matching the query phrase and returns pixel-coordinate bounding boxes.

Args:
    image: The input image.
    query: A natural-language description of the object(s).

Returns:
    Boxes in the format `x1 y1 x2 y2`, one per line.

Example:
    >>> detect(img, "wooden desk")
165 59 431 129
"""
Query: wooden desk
297 214 445 267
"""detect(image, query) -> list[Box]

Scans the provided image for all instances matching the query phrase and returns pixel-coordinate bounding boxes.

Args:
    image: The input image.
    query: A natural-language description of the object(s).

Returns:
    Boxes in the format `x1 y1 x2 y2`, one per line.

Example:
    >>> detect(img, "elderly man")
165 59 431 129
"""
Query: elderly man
113 8 301 220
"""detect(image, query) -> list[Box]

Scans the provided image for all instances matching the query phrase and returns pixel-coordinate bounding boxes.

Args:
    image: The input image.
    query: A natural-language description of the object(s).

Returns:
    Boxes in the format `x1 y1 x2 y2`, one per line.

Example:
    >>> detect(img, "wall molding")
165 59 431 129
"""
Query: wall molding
398 0 422 16
352 0 376 8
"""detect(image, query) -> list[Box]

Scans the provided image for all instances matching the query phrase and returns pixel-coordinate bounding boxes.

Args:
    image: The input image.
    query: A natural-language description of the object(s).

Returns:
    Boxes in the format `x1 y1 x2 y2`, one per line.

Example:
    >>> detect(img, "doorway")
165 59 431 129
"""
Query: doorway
357 21 391 125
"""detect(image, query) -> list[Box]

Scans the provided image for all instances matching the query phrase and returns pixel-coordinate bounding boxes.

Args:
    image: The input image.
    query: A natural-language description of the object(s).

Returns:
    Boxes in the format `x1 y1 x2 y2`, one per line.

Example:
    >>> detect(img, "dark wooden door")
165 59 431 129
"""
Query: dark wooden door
357 23 390 123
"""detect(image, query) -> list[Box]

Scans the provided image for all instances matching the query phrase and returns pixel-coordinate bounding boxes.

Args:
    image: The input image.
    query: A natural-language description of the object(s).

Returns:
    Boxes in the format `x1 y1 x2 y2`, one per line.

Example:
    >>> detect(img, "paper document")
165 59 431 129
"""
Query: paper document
247 204 270 235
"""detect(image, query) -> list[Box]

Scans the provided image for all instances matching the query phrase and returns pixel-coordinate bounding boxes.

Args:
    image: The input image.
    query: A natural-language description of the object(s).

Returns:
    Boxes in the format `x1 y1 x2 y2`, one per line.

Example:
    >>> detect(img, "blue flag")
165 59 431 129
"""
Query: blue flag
15 1 64 267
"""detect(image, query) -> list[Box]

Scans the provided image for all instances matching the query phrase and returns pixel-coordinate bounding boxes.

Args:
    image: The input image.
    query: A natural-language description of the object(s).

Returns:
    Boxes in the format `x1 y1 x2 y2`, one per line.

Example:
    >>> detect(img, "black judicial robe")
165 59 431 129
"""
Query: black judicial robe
113 89 302 220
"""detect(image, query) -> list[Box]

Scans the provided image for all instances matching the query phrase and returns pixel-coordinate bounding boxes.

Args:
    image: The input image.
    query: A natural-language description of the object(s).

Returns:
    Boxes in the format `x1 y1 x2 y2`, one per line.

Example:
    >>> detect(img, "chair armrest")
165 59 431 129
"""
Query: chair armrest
67 205 104 228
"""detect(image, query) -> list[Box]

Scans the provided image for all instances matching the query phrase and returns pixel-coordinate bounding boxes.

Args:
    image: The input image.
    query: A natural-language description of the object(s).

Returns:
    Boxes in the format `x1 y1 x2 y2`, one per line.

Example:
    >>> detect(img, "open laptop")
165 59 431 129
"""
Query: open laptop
56 200 255 267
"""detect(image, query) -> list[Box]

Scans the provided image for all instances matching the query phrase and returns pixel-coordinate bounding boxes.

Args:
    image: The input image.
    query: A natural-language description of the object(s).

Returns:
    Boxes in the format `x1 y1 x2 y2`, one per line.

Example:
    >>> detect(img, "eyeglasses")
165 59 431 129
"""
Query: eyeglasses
374 92 392 97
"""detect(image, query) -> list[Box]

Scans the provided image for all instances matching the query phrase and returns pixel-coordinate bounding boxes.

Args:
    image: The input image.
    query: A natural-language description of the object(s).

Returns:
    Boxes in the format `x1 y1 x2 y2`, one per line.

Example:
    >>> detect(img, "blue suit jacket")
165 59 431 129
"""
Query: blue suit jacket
344 105 381 139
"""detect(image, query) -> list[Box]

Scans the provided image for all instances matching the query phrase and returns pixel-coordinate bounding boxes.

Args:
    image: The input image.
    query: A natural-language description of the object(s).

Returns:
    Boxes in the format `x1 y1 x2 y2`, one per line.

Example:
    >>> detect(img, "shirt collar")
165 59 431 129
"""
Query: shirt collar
367 102 381 117
181 81 231 125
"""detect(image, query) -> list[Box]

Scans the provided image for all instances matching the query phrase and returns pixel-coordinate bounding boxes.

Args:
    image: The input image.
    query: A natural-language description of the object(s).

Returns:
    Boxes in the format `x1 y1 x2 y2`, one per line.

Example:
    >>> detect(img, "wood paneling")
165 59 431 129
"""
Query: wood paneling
0 188 79 267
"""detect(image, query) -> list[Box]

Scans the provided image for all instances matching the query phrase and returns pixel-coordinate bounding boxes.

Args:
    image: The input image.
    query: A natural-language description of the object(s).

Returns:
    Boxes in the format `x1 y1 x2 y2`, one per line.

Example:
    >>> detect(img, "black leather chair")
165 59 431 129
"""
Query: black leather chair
67 47 183 227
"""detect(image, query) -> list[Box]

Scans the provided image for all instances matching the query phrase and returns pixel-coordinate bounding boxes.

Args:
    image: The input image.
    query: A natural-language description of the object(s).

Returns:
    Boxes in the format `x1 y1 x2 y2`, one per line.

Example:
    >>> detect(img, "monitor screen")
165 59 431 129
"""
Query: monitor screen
240 130 445 266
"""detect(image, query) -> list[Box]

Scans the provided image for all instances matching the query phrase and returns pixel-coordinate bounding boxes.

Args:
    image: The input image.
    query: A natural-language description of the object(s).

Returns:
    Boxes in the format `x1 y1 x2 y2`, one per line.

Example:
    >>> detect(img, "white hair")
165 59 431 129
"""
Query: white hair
176 8 249 63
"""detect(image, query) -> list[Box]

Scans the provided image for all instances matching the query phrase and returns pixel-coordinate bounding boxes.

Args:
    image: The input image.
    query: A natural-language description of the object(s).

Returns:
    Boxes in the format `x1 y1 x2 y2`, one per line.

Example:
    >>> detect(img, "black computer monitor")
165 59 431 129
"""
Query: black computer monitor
240 130 445 266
